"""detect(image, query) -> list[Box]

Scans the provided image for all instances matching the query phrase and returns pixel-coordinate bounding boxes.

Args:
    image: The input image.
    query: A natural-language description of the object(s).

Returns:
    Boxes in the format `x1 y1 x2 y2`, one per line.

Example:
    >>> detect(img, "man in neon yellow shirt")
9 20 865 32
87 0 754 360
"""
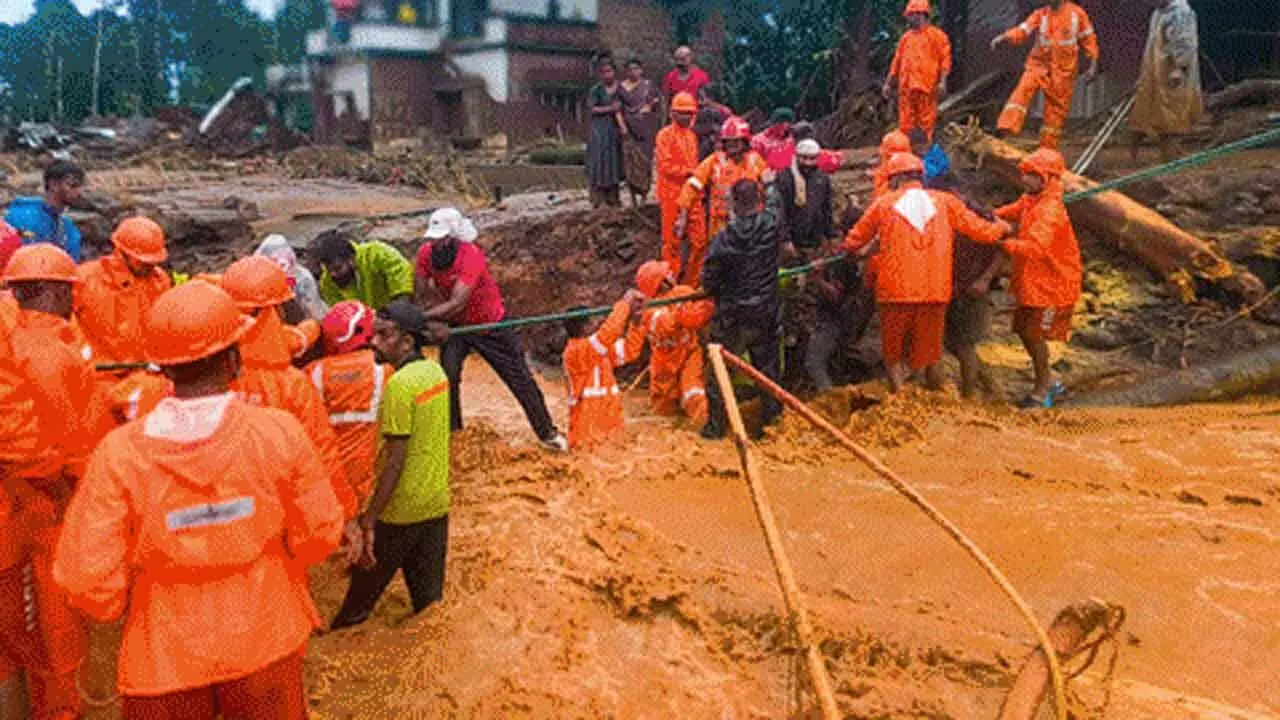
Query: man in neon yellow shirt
331 301 451 629
314 230 415 310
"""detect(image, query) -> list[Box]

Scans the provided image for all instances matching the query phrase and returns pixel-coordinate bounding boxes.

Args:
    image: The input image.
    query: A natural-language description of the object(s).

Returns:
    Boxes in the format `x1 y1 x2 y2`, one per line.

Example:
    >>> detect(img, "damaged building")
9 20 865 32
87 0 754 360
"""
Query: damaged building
298 0 724 148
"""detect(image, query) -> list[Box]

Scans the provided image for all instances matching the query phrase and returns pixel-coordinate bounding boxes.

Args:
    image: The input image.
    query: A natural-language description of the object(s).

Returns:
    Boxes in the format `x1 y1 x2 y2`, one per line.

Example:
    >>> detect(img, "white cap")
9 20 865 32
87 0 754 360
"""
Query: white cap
423 207 478 242
796 139 822 157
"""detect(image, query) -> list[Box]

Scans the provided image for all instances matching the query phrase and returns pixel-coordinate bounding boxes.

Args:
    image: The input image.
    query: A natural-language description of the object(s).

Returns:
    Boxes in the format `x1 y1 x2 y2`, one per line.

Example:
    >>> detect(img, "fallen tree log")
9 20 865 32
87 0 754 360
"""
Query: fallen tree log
1206 78 1280 111
1074 341 1280 407
946 125 1266 304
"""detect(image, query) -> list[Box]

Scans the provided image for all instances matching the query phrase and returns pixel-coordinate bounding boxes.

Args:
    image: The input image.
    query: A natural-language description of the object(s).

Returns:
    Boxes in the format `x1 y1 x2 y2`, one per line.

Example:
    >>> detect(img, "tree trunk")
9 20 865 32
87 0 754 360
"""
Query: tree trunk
948 127 1266 305
1205 78 1280 111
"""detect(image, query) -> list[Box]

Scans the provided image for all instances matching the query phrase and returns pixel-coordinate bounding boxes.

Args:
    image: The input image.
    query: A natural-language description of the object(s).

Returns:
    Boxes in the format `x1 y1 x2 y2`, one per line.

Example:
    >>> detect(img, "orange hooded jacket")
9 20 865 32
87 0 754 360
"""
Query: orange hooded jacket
52 395 343 696
563 301 630 449
304 349 391 502
844 182 1007 304
233 310 359 521
75 252 173 365
622 285 713 421
995 179 1082 308
890 24 952 94
996 2 1099 146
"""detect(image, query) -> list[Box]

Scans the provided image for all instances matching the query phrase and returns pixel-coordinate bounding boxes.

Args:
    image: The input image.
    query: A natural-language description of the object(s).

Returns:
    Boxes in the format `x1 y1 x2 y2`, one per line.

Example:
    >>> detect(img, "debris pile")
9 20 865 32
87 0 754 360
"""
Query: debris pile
280 146 488 199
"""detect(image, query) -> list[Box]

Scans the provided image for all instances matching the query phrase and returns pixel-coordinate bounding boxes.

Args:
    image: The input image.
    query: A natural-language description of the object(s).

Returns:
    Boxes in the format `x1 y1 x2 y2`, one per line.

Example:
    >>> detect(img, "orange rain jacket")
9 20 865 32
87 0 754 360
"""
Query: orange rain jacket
889 24 952 136
678 150 769 255
75 252 173 365
655 123 708 284
995 179 1082 308
0 296 49 572
53 395 343 696
996 2 1099 146
623 285 713 423
844 181 1007 304
234 310 359 521
563 302 630 449
304 349 391 502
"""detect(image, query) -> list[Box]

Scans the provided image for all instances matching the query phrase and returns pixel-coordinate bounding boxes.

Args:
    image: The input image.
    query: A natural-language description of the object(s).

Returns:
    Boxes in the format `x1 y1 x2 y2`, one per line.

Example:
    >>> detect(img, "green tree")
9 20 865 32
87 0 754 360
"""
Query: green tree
274 0 327 65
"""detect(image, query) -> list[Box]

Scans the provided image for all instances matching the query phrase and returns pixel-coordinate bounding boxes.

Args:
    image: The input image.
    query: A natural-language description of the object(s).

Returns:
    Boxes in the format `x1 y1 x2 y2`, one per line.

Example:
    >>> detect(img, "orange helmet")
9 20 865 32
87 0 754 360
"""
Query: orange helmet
1019 147 1067 181
886 152 925 178
4 244 80 284
720 116 751 141
904 0 930 16
0 222 24 274
221 255 295 310
880 130 911 159
321 300 375 355
635 260 673 298
145 280 254 366
112 216 168 265
671 92 698 114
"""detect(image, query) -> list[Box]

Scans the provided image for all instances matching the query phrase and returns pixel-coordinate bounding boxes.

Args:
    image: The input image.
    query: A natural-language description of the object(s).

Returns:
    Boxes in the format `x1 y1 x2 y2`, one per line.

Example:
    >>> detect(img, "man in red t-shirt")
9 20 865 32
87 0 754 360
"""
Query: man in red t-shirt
414 208 567 452
662 46 711 103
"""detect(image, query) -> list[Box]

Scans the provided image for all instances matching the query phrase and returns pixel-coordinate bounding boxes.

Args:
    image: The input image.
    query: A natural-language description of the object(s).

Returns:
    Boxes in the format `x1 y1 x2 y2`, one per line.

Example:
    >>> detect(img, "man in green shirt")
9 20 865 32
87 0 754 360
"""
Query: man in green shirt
331 301 451 629
314 230 415 310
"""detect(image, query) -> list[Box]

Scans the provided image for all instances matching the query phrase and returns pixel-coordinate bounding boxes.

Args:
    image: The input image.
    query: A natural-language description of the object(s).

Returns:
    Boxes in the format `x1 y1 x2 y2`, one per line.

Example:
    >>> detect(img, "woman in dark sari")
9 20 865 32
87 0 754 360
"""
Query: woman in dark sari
617 58 661 207
585 56 624 207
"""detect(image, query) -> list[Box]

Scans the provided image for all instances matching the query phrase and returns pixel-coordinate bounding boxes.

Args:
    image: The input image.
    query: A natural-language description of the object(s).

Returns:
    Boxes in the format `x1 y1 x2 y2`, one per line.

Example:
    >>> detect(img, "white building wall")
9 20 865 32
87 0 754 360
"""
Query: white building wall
490 0 597 22
454 49 511 102
330 59 372 120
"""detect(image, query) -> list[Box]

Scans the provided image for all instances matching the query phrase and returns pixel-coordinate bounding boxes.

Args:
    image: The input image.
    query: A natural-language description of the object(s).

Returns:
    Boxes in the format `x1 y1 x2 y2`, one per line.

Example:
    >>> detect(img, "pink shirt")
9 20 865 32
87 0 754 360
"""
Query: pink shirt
662 66 711 99
415 243 506 325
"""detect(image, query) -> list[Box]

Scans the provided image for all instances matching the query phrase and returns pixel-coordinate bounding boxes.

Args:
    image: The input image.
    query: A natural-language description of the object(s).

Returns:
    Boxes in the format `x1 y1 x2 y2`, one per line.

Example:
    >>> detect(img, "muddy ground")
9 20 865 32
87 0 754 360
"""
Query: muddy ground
21 119 1278 718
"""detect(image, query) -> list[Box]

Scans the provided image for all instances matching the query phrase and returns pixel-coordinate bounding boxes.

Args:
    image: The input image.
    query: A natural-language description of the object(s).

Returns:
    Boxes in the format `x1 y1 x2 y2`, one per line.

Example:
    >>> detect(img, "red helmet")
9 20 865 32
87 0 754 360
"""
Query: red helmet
1019 147 1067 181
720 116 751 141
321 300 375 355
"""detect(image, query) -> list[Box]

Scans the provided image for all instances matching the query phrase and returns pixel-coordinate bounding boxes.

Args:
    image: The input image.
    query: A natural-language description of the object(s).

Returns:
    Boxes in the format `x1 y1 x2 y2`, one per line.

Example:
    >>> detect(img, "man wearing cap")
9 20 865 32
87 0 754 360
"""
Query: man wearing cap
654 92 706 283
4 161 86 262
414 208 568 452
314 230 415 311
2 244 111 720
54 280 344 719
843 153 1009 392
331 301 453 629
883 0 952 139
775 139 836 258
75 215 173 366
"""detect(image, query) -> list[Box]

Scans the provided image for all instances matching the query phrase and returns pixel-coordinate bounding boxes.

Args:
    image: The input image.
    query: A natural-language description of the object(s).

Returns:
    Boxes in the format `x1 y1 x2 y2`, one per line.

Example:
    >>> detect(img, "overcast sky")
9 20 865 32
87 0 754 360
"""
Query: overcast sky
1 0 285 25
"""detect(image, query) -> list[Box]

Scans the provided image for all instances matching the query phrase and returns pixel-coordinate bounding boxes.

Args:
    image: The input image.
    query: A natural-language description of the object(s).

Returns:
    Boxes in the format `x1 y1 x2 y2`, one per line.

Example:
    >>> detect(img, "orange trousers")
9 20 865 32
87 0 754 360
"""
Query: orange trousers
898 89 938 139
650 347 708 426
0 550 84 720
121 649 307 720
997 65 1076 149
661 196 708 288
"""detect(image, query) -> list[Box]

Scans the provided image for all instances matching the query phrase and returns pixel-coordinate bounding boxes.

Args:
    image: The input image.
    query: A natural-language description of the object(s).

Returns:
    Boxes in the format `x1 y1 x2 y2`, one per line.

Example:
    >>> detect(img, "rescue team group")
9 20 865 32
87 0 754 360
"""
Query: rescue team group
0 1 1095 717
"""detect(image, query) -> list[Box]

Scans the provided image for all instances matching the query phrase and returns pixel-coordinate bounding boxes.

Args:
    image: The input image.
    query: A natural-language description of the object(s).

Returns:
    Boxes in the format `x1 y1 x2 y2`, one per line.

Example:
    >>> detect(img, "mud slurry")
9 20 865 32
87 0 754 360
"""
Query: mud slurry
304 382 1280 719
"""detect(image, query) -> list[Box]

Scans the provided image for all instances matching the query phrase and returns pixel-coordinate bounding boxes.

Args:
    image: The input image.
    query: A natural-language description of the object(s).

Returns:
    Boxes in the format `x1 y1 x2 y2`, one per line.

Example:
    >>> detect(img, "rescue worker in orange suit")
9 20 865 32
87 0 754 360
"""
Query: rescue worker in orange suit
53 280 344 720
75 216 172 366
872 130 913 200
992 0 1100 149
622 260 714 427
843 153 1009 392
674 116 769 287
883 0 952 139
561 290 646 450
654 92 707 286
305 300 393 502
220 256 362 528
1 245 112 720
993 148 1082 408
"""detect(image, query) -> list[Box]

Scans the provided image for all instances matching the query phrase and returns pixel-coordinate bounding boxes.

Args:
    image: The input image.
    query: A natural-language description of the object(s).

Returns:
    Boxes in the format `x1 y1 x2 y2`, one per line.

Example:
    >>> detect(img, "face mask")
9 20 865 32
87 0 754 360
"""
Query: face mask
431 240 459 270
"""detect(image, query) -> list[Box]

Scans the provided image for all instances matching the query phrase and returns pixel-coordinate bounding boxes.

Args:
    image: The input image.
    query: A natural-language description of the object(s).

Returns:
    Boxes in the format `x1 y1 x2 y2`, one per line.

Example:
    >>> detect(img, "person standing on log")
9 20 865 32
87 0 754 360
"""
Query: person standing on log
1129 0 1202 162
4 161 85 262
993 148 1082 409
843 153 1009 393
883 0 952 140
992 0 1099 150
414 208 569 452
654 92 705 281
